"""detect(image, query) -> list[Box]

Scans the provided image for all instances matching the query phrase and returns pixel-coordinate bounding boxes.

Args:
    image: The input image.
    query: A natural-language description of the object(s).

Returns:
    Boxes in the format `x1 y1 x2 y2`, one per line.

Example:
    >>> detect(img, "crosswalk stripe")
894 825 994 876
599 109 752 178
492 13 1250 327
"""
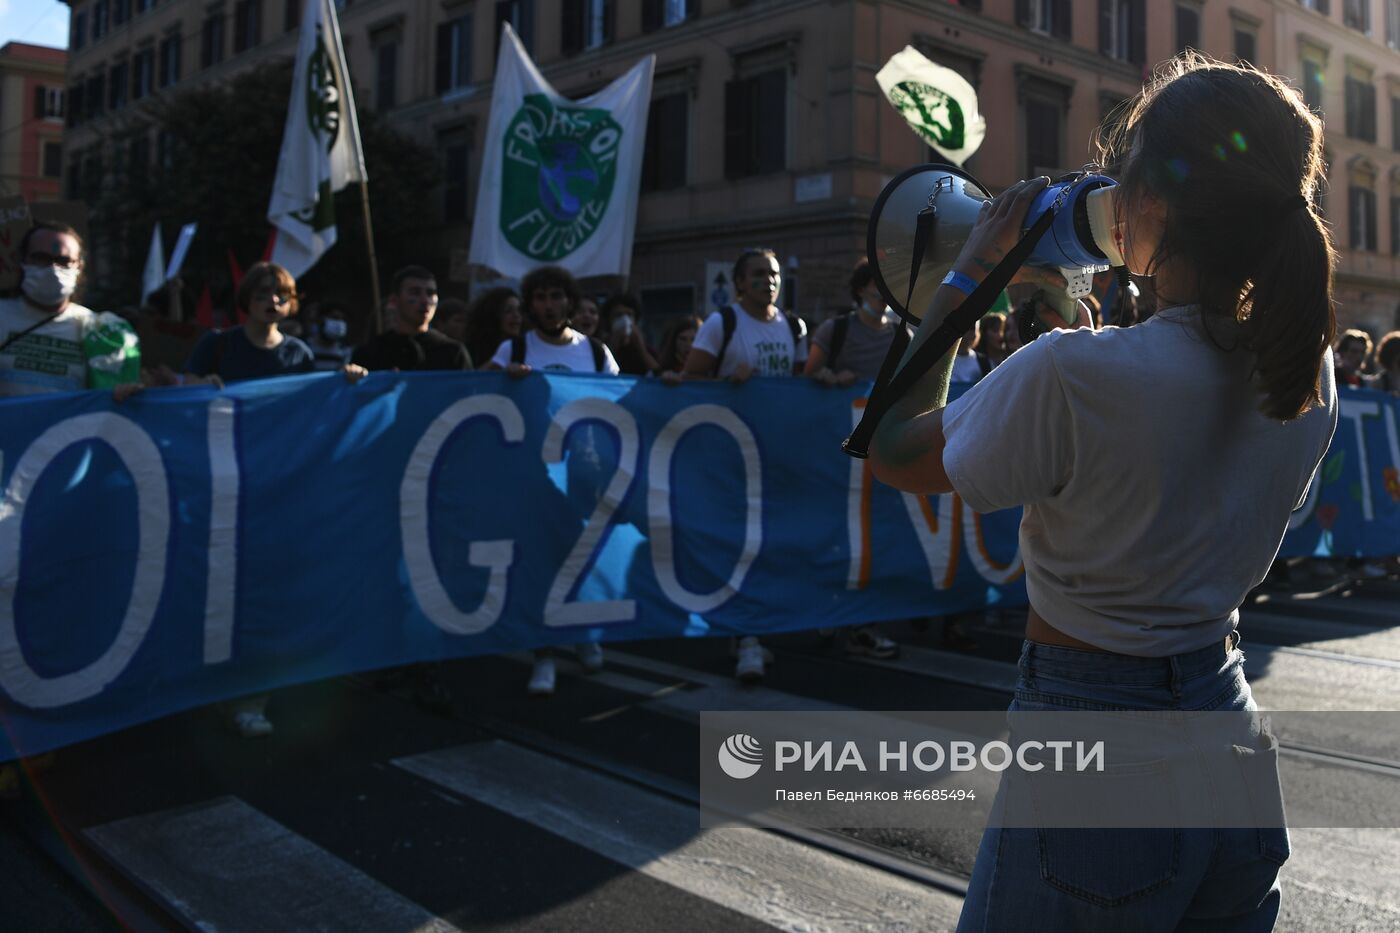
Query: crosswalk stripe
84 797 462 933
394 739 966 932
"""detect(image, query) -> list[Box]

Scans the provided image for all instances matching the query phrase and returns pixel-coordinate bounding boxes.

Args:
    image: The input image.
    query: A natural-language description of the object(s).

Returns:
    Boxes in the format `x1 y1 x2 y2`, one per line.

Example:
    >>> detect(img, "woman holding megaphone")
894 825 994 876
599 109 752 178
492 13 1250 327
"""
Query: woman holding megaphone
869 54 1337 932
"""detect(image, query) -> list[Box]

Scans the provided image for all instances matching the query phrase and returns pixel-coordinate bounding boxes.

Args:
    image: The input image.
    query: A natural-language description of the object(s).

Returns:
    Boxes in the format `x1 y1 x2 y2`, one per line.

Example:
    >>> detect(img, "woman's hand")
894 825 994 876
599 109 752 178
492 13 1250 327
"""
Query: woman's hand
506 362 532 379
951 176 1050 282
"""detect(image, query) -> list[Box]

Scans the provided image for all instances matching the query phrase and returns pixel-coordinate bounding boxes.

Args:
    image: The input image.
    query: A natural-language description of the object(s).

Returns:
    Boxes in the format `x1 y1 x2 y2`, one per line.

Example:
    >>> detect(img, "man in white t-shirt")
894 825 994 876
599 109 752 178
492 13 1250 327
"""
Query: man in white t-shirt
682 248 807 683
487 265 618 696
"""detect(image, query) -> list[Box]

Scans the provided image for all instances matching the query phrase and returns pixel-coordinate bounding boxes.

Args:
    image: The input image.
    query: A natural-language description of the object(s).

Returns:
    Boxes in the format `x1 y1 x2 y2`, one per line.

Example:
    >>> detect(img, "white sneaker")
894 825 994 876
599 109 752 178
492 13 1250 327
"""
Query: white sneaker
233 711 273 738
734 637 766 683
528 658 556 695
575 642 604 673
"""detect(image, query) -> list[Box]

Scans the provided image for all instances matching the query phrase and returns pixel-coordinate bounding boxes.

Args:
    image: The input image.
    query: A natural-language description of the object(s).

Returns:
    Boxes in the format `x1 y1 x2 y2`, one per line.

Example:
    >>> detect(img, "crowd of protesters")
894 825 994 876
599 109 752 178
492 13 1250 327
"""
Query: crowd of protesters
1 220 1397 723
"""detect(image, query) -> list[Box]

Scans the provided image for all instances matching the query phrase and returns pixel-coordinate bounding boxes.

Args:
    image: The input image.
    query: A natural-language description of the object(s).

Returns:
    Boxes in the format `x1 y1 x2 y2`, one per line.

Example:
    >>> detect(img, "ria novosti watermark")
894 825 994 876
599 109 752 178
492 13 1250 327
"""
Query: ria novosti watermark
698 711 1400 831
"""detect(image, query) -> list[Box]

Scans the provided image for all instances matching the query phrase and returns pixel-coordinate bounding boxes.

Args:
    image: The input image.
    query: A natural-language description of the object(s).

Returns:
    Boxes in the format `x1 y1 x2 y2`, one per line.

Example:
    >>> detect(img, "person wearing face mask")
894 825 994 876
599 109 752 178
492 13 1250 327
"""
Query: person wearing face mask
307 301 354 371
805 259 904 389
0 221 142 397
600 293 660 376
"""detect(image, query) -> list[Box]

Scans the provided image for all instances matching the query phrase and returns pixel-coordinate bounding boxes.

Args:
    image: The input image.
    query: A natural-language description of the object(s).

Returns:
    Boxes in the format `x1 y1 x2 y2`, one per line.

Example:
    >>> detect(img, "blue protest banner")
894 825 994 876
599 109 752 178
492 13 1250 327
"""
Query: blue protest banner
0 374 1394 760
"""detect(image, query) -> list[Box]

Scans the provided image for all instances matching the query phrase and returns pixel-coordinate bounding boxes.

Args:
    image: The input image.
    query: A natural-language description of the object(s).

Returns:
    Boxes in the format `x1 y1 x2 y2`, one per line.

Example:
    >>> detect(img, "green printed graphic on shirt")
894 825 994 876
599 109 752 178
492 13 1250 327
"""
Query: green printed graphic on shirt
755 340 791 377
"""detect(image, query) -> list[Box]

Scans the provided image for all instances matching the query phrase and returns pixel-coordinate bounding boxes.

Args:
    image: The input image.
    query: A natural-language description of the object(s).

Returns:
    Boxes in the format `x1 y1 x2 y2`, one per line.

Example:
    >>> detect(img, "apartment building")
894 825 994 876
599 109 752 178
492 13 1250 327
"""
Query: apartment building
0 42 67 203
57 0 1400 331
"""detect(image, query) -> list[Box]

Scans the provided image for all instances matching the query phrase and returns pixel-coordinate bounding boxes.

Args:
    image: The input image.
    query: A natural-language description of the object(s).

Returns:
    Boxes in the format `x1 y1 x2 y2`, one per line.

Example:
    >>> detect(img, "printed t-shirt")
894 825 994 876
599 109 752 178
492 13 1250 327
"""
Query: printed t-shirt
0 297 100 397
692 304 806 378
185 328 316 382
810 313 900 381
489 330 620 374
941 306 1338 657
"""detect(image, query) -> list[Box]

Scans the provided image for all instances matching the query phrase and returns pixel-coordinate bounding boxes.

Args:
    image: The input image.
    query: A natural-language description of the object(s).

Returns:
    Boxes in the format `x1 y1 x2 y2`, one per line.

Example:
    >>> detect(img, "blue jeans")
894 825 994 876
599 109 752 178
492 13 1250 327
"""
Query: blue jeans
956 634 1289 933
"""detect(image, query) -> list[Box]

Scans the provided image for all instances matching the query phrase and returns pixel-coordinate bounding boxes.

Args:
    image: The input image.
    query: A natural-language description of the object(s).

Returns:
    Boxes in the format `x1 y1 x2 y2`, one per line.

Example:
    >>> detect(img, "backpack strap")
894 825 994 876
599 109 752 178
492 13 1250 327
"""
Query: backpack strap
587 336 606 372
827 313 852 370
510 334 526 365
715 304 738 372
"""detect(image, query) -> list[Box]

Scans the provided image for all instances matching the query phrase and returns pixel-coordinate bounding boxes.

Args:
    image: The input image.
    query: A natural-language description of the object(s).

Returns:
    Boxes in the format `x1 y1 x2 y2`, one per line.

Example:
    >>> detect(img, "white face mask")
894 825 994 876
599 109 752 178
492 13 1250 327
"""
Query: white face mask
21 263 79 308
322 318 347 340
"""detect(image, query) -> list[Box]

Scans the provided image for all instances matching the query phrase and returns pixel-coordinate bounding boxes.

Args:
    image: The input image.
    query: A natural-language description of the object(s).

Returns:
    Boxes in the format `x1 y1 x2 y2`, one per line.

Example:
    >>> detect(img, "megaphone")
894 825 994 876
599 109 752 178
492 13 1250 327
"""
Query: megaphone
867 163 1122 326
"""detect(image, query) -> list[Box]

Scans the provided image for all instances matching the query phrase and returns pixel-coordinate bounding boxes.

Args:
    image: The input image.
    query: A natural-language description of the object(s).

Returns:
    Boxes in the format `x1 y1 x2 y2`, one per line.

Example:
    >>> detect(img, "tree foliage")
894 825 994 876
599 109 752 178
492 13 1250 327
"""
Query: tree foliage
89 60 442 326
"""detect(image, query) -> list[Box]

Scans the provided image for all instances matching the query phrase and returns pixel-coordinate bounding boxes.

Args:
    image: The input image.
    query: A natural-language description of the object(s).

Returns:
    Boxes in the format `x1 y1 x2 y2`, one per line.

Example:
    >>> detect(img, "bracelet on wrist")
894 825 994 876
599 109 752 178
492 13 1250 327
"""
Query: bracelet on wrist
941 270 980 299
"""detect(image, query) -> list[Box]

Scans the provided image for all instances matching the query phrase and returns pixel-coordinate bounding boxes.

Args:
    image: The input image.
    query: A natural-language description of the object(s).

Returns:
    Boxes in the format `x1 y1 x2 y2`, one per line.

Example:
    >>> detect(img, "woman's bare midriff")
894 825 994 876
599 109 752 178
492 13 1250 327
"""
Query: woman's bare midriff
1025 606 1120 653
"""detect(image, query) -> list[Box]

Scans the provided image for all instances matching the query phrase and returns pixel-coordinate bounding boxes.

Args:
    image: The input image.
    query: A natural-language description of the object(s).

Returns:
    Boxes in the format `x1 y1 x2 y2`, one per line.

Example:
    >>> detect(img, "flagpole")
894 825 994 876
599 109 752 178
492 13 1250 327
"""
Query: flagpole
358 180 383 336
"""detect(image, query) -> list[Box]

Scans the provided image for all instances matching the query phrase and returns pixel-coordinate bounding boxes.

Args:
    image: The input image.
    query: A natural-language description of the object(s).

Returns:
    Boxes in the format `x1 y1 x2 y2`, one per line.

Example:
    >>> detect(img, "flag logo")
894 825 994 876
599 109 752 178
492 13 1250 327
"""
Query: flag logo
887 81 965 152
500 94 622 262
305 28 341 150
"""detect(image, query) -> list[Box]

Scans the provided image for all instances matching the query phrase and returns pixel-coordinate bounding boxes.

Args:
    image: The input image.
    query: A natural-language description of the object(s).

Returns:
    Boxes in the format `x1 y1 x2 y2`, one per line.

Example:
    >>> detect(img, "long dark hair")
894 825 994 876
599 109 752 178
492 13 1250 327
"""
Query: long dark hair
464 287 519 364
657 314 704 373
1097 53 1335 421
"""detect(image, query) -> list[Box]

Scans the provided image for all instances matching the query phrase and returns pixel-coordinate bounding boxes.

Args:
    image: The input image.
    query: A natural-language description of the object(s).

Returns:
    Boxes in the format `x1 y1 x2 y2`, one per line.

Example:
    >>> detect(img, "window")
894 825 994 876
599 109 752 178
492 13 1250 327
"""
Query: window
202 13 226 69
643 92 688 191
1234 28 1257 64
67 84 83 127
1299 0 1331 13
109 61 129 110
1392 195 1400 255
73 11 88 50
440 128 470 222
86 72 105 118
1344 0 1371 32
642 0 692 32
42 142 62 179
234 0 262 53
1017 0 1071 41
1025 97 1062 175
113 0 130 28
132 49 154 100
1303 59 1325 112
495 0 534 55
67 157 81 200
561 0 612 54
1099 0 1146 65
92 0 109 40
1393 97 1400 149
375 40 398 110
285 0 300 32
1350 185 1377 250
159 31 182 87
157 130 176 169
1175 3 1201 53
724 68 786 179
129 134 150 175
33 86 65 120
1389 0 1400 48
136 0 153 12
82 151 102 204
435 16 471 93
1345 75 1377 142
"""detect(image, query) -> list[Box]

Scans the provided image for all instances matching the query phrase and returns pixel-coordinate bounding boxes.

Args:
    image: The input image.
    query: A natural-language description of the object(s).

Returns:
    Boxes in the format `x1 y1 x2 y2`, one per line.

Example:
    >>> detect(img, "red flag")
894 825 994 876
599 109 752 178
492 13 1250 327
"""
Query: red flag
227 248 244 290
261 229 277 263
195 285 215 328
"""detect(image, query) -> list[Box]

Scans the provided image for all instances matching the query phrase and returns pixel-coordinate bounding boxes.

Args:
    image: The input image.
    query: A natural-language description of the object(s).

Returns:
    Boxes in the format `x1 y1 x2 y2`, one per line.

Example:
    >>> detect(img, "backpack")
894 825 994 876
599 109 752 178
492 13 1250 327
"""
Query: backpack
510 333 607 372
716 304 806 372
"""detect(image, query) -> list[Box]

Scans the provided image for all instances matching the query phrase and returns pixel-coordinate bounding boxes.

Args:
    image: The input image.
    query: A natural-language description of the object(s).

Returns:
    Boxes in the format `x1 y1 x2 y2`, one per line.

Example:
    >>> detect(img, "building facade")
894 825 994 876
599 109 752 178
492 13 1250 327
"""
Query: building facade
0 42 67 204
58 0 1400 333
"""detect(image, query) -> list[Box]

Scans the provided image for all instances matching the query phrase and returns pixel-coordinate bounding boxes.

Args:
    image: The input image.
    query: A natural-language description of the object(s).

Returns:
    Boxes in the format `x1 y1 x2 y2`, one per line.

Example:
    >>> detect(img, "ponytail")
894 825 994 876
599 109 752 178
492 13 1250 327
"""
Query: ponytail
1240 203 1336 421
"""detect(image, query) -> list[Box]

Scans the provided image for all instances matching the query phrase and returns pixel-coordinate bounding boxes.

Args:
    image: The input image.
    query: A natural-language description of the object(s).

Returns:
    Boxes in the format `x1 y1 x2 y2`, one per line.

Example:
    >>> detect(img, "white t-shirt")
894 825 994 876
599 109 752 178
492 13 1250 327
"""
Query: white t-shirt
950 350 984 384
941 307 1338 656
0 297 99 397
692 304 807 378
489 330 620 374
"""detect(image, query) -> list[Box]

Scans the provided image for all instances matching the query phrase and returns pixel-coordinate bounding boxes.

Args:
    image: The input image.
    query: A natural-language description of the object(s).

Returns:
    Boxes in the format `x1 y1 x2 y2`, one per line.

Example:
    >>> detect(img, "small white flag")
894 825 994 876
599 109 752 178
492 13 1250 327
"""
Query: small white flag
142 223 165 303
876 47 986 166
266 0 366 279
165 222 198 281
468 23 653 280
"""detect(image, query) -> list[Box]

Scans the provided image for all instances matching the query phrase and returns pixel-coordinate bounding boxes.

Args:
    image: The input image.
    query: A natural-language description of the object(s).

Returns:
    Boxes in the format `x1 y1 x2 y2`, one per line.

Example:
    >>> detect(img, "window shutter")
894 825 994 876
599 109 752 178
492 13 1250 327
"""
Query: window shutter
642 0 662 33
724 78 750 179
1015 0 1030 27
1350 188 1363 248
561 0 582 55
1098 0 1112 55
1318 0 1330 15
34 86 46 119
435 21 452 92
661 95 687 188
1366 190 1378 249
1129 0 1146 64
755 69 786 175
604 0 616 44
1052 0 1071 40
519 0 535 52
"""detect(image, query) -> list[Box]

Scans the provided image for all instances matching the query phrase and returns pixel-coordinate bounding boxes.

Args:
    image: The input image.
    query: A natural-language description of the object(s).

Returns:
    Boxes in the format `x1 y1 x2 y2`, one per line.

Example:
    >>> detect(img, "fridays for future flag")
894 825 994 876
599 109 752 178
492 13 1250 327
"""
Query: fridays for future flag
876 46 986 166
267 0 366 278
469 24 654 280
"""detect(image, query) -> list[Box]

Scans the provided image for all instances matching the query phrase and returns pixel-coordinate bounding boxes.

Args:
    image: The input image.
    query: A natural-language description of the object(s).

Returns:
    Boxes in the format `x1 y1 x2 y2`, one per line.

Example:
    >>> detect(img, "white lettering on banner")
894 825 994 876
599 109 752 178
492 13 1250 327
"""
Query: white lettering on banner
0 414 170 708
648 404 762 613
401 395 522 635
846 401 959 591
541 398 639 627
203 398 239 664
1338 397 1381 521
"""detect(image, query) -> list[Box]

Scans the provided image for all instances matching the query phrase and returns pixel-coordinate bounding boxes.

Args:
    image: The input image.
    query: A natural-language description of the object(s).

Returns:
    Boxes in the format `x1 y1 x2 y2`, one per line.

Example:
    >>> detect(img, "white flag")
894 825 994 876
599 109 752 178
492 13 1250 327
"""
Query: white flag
267 0 366 279
142 223 165 303
469 24 653 280
876 47 985 166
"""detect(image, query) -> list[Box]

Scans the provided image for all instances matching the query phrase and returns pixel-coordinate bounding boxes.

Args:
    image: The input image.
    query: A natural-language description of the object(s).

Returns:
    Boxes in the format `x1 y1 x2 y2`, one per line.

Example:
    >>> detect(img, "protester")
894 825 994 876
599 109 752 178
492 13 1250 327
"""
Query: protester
572 294 600 338
600 293 659 375
185 261 366 737
870 56 1338 931
978 311 1011 367
1372 330 1400 394
949 319 991 383
463 287 522 370
1335 328 1372 388
655 314 703 383
683 248 807 682
306 300 354 372
353 266 472 371
490 265 618 695
435 297 470 345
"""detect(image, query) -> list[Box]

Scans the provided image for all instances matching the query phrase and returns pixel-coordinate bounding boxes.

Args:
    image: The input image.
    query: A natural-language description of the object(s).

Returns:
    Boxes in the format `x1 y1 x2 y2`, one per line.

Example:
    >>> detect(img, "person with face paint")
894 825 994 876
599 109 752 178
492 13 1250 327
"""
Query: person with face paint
0 221 141 397
353 266 472 372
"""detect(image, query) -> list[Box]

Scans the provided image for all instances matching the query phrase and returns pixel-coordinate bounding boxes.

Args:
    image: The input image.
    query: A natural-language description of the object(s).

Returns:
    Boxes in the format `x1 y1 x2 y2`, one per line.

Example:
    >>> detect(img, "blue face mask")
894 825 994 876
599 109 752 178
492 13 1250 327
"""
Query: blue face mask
322 318 347 340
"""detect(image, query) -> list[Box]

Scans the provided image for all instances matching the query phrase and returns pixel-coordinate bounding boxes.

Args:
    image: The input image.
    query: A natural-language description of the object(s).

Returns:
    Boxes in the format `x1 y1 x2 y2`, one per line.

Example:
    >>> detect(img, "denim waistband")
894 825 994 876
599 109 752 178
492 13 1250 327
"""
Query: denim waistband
1018 629 1242 689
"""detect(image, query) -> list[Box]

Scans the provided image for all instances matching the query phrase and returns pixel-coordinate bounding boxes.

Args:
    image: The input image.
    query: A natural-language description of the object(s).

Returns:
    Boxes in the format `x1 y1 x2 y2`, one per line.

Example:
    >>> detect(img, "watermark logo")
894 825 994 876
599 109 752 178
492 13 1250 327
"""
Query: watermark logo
718 733 764 779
